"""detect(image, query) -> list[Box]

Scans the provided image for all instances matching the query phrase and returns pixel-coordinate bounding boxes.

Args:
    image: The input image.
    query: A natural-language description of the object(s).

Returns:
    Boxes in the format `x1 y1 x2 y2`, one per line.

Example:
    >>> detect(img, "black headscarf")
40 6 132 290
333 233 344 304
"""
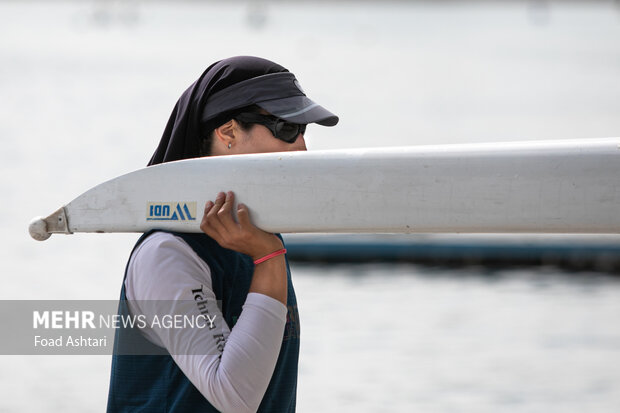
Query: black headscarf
148 56 288 166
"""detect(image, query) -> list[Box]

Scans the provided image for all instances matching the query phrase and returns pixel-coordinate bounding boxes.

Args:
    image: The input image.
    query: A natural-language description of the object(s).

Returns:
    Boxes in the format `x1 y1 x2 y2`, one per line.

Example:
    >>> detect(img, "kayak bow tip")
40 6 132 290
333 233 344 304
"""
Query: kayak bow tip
29 217 51 241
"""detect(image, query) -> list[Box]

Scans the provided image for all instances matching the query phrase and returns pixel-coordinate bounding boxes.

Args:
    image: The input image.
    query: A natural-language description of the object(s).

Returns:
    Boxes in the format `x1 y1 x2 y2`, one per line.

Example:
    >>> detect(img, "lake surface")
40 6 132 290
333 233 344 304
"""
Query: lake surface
1 1 619 411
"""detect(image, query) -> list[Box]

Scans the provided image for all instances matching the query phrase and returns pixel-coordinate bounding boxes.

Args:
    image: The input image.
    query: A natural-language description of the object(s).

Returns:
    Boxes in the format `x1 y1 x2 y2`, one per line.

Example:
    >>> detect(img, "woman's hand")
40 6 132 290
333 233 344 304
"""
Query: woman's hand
200 191 283 260
202 191 288 305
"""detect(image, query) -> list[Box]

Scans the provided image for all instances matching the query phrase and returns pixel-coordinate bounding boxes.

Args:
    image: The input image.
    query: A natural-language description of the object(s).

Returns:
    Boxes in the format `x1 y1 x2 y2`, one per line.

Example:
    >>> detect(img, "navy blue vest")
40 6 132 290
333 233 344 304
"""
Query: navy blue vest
107 231 300 412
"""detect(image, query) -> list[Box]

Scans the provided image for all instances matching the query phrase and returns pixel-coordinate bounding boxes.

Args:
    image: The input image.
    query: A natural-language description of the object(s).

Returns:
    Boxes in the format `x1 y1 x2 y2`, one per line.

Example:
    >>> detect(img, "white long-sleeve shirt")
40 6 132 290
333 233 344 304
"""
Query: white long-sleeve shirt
124 231 287 413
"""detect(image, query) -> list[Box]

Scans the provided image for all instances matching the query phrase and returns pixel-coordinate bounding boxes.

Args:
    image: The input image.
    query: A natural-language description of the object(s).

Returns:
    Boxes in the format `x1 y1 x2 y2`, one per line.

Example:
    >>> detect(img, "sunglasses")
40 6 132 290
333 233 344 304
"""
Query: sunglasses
234 112 306 143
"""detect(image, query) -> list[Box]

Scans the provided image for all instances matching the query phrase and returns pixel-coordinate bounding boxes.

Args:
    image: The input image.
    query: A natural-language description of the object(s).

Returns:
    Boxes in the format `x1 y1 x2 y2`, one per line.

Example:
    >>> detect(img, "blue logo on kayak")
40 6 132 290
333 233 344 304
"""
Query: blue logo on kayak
147 202 197 221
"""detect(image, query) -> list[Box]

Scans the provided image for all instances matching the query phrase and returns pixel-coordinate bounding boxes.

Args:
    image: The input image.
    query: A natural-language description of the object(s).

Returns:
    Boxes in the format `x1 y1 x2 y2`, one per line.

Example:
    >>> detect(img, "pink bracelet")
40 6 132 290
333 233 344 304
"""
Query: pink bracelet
253 248 287 265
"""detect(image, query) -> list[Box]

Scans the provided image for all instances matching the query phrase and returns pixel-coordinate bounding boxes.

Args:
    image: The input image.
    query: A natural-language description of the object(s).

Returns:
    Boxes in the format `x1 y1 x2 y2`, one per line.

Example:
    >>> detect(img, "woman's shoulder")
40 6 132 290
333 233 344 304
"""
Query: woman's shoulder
133 231 200 256
129 231 211 278
126 231 213 301
137 230 185 247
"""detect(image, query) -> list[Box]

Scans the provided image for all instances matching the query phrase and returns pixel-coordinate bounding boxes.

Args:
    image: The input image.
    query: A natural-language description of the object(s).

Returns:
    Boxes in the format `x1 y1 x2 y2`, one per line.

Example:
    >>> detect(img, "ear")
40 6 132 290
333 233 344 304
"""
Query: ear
213 120 235 148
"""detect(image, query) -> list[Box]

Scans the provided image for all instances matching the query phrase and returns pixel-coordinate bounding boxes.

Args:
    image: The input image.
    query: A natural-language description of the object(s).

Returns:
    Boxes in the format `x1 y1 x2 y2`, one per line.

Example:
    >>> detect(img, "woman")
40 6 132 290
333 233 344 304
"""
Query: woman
106 56 338 413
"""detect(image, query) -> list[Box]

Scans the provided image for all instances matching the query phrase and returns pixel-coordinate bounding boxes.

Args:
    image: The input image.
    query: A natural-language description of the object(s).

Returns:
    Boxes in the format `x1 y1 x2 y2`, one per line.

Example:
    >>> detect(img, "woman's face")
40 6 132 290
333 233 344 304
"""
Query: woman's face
211 110 308 156
234 121 308 155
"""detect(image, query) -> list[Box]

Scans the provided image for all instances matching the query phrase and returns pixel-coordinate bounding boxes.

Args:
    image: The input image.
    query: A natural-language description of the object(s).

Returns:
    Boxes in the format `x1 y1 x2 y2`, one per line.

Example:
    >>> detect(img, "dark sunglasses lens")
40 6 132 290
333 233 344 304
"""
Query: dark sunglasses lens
275 121 305 143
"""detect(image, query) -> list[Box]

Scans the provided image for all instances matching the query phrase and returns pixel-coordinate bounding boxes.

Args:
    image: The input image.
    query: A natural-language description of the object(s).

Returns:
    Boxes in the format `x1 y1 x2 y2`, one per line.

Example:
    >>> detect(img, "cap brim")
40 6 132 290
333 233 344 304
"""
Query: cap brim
257 95 339 126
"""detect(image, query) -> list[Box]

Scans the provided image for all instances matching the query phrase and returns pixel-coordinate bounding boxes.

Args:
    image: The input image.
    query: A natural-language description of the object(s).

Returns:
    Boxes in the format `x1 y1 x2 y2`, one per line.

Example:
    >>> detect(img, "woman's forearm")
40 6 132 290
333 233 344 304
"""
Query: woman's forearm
249 254 288 306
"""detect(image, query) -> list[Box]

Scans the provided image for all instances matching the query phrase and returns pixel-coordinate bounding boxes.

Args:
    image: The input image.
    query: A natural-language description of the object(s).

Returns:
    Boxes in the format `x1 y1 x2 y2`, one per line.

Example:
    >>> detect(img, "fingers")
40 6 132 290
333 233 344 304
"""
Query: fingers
200 192 241 247
201 192 225 227
212 191 226 216
200 191 284 257
217 191 237 229
200 198 223 239
236 203 251 229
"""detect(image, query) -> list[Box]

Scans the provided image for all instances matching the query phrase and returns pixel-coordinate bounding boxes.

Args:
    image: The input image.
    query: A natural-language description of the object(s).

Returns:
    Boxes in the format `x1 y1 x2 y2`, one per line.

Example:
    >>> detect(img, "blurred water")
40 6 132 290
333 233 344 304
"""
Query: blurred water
294 265 620 413
1 265 619 412
1 1 620 412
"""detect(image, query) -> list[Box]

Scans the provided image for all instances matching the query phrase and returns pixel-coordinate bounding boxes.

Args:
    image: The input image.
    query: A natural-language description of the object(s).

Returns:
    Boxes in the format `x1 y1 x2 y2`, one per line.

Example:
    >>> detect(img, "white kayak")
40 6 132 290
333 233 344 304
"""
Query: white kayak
29 138 620 241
